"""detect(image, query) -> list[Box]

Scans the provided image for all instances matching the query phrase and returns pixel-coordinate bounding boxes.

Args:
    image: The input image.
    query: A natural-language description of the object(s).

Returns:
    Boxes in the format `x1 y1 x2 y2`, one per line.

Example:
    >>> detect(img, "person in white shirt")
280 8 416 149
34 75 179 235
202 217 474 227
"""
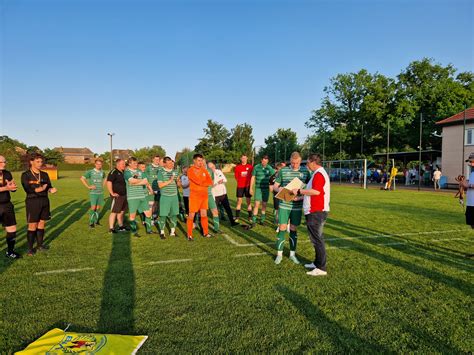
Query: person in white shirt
208 162 239 227
180 166 190 216
461 154 474 228
433 168 442 190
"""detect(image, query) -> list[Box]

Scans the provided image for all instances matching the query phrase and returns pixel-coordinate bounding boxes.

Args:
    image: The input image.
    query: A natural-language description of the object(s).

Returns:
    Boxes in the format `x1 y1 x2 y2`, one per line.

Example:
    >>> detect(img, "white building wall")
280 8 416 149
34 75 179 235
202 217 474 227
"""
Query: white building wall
441 123 474 183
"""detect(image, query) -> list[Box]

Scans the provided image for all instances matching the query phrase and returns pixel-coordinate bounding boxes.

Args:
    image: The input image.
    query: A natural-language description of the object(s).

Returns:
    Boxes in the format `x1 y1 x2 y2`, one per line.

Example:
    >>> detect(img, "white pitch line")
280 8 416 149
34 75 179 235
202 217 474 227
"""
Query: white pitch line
429 237 471 242
145 259 192 265
224 229 468 247
35 267 94 276
234 252 270 257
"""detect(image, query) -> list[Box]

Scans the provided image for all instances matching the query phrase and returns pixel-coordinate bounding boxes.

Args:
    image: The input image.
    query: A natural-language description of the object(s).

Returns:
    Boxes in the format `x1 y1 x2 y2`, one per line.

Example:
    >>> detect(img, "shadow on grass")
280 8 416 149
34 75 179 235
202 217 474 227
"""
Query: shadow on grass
97 231 135 334
327 220 474 273
275 285 389 352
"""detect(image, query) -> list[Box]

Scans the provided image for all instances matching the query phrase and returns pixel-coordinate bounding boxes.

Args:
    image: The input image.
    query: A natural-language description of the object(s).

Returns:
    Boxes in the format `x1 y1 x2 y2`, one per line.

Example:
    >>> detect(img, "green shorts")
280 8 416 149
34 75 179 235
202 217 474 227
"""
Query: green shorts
208 193 217 210
160 195 179 217
254 188 270 202
278 208 303 226
89 193 104 207
128 198 150 214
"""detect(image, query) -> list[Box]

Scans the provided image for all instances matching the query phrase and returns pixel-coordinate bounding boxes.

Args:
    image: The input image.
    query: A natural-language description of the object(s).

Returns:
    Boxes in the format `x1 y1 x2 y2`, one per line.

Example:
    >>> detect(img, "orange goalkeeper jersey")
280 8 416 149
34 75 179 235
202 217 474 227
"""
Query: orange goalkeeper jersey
188 166 213 195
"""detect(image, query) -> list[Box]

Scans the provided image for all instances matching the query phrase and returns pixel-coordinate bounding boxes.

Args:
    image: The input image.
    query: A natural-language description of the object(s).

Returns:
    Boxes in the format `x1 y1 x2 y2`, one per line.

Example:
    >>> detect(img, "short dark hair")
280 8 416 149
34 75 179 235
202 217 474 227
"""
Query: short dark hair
163 156 172 163
193 153 203 160
29 153 43 162
128 157 138 164
307 154 322 165
262 155 269 160
153 155 161 159
138 161 146 165
115 158 124 164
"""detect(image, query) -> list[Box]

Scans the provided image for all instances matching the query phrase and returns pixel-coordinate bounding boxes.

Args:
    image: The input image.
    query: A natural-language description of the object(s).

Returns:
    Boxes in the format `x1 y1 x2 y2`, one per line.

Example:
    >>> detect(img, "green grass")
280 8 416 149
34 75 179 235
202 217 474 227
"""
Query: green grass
1 171 473 353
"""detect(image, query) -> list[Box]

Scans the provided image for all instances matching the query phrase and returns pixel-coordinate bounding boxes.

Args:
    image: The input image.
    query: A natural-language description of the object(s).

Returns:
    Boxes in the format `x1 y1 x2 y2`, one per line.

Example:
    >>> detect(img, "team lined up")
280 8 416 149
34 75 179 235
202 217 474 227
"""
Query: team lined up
1 152 331 276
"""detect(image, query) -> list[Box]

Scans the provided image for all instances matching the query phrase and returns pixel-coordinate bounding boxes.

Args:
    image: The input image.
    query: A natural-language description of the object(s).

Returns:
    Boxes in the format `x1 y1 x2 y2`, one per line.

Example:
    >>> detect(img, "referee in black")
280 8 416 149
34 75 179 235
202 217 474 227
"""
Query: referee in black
107 158 129 233
21 153 57 256
0 155 21 259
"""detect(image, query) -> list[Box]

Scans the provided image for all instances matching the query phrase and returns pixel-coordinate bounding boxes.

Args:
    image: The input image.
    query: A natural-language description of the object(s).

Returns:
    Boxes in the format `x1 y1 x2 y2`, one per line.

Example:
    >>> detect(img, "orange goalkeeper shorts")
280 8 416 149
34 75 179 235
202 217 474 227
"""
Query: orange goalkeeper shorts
189 193 208 213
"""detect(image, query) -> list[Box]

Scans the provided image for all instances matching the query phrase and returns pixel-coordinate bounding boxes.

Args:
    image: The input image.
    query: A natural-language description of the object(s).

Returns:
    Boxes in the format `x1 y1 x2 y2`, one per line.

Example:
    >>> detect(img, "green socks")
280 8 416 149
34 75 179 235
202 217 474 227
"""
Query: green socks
89 210 95 225
145 216 152 233
213 216 220 232
289 230 298 251
252 215 257 224
276 230 286 251
130 220 137 232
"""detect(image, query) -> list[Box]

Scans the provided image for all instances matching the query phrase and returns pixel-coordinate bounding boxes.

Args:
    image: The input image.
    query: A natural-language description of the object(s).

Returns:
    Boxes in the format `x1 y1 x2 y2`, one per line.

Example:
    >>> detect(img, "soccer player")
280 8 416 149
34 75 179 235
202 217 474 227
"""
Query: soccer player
234 154 253 221
124 157 153 237
294 154 330 276
157 157 180 238
107 159 129 233
270 162 284 228
186 154 213 240
138 161 155 227
272 151 310 265
0 155 21 259
209 162 239 226
21 153 57 256
249 155 275 227
145 155 162 222
205 160 221 234
80 158 106 228
180 166 190 215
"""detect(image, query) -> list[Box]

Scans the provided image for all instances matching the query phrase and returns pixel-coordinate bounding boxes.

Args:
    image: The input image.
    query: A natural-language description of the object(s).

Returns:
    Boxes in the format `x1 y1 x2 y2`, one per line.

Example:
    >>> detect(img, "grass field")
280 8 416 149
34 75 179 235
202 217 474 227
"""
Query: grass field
1 171 473 353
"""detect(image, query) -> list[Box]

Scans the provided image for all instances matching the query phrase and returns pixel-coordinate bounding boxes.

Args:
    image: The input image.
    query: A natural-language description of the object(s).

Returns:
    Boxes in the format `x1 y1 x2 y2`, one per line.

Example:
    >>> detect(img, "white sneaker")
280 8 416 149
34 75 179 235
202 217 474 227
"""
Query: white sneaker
274 255 283 265
306 268 327 276
289 255 300 264
304 262 316 269
275 227 279 232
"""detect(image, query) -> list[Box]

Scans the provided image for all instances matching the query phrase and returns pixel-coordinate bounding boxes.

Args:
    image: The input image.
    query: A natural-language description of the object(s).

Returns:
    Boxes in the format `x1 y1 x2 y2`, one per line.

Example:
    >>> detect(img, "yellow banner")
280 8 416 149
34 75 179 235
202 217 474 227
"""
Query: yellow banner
16 328 147 354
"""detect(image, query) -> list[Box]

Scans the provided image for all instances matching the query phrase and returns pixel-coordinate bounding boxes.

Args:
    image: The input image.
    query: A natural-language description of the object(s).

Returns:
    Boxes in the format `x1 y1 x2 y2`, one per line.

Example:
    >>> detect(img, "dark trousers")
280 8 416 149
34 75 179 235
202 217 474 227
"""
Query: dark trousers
215 194 234 221
305 211 328 271
183 196 189 215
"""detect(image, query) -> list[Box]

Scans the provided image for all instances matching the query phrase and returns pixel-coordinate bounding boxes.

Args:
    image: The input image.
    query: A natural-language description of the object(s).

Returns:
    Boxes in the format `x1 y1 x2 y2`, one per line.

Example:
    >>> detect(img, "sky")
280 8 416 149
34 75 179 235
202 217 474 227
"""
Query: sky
0 0 472 157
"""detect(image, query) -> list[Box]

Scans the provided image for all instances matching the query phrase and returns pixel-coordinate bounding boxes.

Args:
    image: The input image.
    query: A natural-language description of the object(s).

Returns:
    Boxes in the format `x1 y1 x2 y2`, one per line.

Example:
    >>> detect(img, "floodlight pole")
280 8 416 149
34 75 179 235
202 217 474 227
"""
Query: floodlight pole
107 133 115 170
363 159 367 190
386 119 390 171
418 113 422 191
322 131 326 162
462 106 467 176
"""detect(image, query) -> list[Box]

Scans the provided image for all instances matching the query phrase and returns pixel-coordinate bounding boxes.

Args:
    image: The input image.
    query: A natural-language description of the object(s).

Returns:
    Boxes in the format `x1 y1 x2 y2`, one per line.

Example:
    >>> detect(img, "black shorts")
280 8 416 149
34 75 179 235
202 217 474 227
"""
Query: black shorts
466 206 474 225
236 187 251 198
26 197 51 223
111 195 128 213
0 202 16 227
273 193 280 210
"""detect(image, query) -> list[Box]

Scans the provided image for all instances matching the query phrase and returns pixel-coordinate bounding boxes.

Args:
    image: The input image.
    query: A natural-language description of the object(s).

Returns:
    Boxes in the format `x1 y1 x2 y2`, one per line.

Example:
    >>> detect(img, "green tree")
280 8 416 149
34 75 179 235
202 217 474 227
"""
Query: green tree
227 123 254 159
133 145 166 163
194 120 230 156
43 148 64 166
175 147 195 168
258 128 299 163
0 136 26 171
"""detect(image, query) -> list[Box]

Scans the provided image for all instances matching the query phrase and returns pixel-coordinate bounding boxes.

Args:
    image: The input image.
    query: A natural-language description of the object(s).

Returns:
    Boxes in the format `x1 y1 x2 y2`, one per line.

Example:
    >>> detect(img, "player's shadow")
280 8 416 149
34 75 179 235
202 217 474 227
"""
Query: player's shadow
97 231 135 334
324 228 472 297
98 197 112 222
327 219 474 273
275 285 388 352
0 200 89 275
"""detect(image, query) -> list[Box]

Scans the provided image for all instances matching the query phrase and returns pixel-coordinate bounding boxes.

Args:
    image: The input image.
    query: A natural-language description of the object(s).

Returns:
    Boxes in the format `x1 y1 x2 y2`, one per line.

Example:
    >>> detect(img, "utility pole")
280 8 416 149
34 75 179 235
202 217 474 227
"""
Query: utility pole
386 119 390 171
107 133 115 170
462 106 467 176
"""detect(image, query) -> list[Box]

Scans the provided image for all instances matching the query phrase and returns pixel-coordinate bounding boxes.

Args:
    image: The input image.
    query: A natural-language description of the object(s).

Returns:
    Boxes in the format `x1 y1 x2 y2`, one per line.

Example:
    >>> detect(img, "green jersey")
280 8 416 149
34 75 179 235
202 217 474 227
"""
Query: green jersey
252 163 275 190
124 168 147 200
157 168 178 196
275 166 310 210
145 164 162 191
82 169 105 194
207 168 214 194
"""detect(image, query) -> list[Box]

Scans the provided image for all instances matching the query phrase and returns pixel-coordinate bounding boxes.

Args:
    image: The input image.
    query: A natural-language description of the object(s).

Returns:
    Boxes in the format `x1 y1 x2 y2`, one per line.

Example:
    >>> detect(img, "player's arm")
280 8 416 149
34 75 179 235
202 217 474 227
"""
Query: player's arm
80 172 95 190
294 173 322 196
45 174 57 194
250 175 256 195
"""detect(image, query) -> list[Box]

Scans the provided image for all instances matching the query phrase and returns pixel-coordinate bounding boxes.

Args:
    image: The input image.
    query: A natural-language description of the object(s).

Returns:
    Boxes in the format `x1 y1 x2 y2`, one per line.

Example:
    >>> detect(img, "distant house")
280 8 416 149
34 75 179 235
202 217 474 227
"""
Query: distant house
112 149 134 161
54 147 95 164
435 107 474 183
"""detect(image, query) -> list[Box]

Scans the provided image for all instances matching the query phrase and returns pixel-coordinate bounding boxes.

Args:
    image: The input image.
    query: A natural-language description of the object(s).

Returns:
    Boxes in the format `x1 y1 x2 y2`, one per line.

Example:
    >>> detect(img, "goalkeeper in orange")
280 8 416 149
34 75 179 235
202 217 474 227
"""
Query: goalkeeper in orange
186 153 214 240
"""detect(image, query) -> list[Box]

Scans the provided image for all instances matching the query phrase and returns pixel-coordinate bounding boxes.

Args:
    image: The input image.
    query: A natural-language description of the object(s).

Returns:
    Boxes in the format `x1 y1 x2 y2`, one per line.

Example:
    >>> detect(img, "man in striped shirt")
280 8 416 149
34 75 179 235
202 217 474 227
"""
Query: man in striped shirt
157 157 180 238
272 151 310 265
295 154 330 276
124 157 153 237
249 155 275 227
